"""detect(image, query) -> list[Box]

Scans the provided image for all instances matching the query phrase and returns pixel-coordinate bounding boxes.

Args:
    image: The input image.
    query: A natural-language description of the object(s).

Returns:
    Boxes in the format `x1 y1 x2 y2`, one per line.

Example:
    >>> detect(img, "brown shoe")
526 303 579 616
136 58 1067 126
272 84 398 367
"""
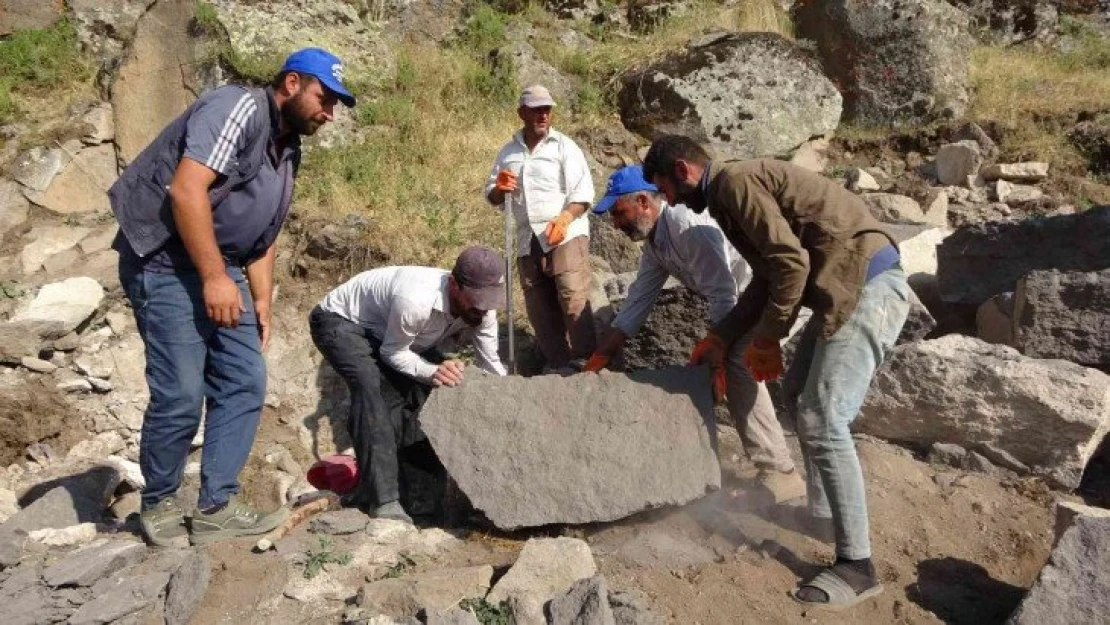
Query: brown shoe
758 469 807 504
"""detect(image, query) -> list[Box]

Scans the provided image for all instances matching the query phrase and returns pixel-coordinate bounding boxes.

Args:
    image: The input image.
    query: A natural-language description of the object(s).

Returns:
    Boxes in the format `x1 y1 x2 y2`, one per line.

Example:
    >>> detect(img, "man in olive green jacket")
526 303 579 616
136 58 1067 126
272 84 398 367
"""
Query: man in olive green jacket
643 135 911 610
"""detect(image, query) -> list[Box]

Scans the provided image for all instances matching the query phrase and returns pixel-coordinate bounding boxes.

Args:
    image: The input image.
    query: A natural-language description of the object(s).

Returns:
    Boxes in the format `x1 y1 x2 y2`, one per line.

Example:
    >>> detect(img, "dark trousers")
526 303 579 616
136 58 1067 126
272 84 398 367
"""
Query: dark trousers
120 263 266 511
309 306 443 510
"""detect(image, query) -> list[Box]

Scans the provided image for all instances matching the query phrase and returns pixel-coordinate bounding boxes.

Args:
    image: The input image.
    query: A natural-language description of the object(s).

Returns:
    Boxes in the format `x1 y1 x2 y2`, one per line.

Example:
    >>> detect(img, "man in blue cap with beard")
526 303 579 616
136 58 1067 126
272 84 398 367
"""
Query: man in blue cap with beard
109 47 355 547
584 165 805 504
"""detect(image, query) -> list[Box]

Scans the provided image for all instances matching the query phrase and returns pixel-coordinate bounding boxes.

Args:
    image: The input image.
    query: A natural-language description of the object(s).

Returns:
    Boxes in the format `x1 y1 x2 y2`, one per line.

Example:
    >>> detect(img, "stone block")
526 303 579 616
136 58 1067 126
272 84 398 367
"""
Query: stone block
1013 269 1109 366
937 207 1110 308
858 335 1110 489
420 367 720 529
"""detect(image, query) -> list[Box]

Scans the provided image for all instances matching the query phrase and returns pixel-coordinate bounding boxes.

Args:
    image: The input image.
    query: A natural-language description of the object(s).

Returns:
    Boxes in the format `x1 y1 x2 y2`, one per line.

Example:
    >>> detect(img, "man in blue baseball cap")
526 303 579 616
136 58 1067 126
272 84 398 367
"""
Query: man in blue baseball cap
584 165 804 505
108 47 355 547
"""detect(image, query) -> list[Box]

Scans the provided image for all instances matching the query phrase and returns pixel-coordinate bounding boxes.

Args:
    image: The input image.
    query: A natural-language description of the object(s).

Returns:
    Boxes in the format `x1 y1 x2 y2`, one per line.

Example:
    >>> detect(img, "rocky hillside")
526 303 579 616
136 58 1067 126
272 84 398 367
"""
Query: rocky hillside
0 1 1108 624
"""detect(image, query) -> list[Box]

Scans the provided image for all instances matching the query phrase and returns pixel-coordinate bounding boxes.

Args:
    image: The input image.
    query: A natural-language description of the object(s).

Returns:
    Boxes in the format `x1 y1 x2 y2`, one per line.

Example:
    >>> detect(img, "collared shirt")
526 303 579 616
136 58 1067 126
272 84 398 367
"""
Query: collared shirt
612 202 751 336
317 266 507 383
484 129 595 255
114 86 299 272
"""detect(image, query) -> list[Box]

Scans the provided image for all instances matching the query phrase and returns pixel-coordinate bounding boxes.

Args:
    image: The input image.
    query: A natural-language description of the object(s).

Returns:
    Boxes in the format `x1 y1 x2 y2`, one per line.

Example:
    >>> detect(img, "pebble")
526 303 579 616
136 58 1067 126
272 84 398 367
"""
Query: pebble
21 356 57 373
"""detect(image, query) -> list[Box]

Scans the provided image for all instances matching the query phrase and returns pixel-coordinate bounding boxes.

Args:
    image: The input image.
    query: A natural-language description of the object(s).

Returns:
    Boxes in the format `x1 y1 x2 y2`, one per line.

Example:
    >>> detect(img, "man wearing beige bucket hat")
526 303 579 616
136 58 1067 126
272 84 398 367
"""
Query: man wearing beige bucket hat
484 85 597 371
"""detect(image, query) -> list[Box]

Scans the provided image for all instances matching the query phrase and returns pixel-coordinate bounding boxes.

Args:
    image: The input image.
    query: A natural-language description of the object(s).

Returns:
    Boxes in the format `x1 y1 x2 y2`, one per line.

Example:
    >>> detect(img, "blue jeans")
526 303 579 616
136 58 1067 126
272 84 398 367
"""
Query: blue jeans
121 264 266 511
786 267 911 560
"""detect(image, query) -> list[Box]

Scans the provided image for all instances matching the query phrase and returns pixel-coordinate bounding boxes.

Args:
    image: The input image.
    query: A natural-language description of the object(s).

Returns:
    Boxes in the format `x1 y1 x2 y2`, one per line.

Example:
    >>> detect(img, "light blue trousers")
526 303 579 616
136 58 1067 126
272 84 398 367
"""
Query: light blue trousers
786 267 911 560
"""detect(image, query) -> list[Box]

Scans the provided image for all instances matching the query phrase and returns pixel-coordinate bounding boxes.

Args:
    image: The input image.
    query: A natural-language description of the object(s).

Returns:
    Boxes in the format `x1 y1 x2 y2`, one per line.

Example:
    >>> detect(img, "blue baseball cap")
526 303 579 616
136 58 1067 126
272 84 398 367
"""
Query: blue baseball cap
593 165 659 214
280 48 356 108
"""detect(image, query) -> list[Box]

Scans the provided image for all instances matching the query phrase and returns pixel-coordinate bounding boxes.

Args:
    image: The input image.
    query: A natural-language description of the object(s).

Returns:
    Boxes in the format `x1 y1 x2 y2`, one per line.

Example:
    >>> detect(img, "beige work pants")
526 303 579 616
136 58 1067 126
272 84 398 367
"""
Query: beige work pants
518 235 597 368
726 333 796 472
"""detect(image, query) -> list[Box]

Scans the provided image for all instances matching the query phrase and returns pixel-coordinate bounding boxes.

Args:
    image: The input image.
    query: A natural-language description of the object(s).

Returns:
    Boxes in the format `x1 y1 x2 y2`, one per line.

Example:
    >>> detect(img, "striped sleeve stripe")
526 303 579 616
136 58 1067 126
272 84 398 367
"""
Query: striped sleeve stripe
204 93 258 173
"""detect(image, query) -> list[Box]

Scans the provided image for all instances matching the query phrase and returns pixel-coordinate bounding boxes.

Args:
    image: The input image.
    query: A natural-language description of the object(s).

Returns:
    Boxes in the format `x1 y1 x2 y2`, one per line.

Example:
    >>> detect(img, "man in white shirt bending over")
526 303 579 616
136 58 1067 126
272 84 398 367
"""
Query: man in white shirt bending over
309 246 508 523
584 166 805 504
485 85 596 371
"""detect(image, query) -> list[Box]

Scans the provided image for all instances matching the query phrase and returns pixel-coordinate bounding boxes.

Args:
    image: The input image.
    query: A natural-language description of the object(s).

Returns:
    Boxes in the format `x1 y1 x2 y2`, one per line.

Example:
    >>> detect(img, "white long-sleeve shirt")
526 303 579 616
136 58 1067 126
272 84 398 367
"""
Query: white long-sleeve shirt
484 129 595 255
318 266 507 383
612 203 752 336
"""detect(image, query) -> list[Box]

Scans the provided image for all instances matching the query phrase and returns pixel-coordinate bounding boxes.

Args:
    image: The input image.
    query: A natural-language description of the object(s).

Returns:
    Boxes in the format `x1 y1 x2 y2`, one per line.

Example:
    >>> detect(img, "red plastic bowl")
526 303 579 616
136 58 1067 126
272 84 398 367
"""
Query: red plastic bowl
306 455 359 494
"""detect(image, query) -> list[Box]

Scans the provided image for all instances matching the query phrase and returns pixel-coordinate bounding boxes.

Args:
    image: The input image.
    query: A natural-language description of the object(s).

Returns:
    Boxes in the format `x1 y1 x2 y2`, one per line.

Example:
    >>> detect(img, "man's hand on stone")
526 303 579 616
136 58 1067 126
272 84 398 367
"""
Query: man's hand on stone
203 273 243 328
432 360 466 387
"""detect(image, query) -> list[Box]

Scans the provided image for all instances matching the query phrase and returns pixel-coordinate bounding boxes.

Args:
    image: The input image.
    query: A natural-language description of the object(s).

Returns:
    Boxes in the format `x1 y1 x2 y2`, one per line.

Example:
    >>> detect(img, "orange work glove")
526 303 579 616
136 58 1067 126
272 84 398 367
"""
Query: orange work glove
583 353 609 373
689 332 728 403
544 211 575 246
495 169 517 192
688 332 726 369
743 338 783 382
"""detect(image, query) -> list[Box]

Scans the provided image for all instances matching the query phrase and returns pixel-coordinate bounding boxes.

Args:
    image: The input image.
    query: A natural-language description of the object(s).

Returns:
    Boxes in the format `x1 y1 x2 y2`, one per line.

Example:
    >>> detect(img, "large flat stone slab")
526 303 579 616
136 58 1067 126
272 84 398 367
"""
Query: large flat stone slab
858 335 1110 489
43 539 146 587
420 367 720 530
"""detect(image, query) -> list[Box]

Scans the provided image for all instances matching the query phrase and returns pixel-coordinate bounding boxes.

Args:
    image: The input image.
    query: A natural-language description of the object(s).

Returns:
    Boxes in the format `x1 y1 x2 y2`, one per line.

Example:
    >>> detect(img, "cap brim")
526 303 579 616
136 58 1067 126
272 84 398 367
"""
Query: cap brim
593 194 618 214
318 75 356 108
465 285 507 311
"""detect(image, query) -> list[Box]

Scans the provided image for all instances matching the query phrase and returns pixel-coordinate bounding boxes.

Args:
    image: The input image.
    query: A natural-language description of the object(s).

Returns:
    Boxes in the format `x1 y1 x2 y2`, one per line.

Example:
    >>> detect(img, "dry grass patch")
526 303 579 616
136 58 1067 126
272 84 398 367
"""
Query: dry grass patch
969 36 1110 173
295 42 519 269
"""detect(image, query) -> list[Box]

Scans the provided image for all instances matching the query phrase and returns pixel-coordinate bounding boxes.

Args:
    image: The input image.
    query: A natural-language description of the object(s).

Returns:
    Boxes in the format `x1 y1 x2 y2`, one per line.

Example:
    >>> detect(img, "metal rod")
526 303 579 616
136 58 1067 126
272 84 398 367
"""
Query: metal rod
504 194 516 375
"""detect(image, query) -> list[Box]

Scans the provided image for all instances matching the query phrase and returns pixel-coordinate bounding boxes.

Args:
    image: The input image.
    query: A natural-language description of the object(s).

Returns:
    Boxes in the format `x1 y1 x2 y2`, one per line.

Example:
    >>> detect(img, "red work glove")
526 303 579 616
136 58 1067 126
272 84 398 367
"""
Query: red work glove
689 332 728 404
688 332 726 369
743 338 783 382
495 169 517 192
583 353 609 373
544 211 575 246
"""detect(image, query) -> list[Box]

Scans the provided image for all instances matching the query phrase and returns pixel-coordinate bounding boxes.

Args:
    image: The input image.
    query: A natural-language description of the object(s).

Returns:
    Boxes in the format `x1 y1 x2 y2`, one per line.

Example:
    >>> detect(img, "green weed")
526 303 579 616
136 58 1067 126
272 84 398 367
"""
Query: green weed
459 598 511 625
301 537 352 580
0 20 90 124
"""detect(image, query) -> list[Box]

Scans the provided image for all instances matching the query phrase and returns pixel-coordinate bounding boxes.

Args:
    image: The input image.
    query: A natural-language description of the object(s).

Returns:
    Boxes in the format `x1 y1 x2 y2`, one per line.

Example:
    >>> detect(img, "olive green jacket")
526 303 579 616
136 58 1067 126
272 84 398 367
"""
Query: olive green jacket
706 159 896 344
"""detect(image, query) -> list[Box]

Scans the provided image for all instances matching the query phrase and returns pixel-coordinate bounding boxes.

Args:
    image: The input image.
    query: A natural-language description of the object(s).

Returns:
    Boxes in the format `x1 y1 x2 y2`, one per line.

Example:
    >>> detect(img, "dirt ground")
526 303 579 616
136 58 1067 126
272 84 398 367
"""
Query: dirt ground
186 414 1062 625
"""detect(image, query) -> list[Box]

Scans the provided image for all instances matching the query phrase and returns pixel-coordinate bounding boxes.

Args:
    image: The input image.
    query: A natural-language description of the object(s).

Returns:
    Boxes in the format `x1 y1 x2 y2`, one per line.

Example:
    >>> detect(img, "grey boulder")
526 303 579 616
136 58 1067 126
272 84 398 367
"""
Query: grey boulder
1007 502 1110 624
1013 268 1109 367
420 367 720 530
619 32 841 159
857 335 1110 489
937 206 1110 308
794 0 974 125
546 575 615 625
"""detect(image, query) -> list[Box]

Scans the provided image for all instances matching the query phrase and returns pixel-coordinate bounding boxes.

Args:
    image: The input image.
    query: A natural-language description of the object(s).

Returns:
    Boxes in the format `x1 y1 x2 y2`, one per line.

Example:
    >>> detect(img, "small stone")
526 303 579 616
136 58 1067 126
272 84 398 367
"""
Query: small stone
12 146 67 192
43 539 147 587
935 141 982 187
75 356 113 379
990 180 1044 205
20 356 58 373
29 523 98 546
57 377 93 393
80 104 115 145
847 167 881 192
11 277 105 336
105 312 132 336
87 377 113 393
980 162 1049 183
54 332 81 352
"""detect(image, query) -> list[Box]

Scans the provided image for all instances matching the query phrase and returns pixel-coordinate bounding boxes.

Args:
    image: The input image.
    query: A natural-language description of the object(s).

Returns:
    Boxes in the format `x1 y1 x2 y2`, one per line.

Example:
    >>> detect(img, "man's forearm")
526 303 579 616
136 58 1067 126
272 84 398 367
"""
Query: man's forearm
246 243 277 305
170 187 225 280
564 202 587 218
